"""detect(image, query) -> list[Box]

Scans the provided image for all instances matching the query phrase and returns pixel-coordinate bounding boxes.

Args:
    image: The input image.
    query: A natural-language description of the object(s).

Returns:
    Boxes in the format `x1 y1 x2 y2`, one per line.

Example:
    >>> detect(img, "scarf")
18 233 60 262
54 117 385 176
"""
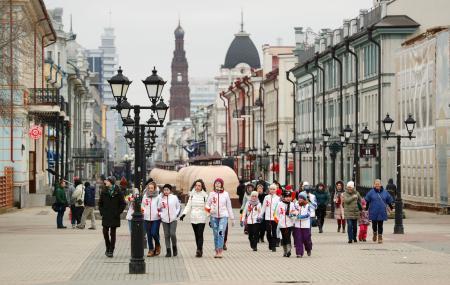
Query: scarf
214 188 224 193
248 198 259 206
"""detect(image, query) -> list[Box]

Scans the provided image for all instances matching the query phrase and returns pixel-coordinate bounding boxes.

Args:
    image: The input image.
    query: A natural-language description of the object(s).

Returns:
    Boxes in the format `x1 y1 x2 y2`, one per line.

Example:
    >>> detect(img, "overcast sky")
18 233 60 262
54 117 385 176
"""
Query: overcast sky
44 0 372 103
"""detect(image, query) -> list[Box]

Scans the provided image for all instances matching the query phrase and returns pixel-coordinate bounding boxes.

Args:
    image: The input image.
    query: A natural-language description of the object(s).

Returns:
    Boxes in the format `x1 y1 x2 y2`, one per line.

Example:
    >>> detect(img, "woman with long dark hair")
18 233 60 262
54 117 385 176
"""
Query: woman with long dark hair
180 179 209 257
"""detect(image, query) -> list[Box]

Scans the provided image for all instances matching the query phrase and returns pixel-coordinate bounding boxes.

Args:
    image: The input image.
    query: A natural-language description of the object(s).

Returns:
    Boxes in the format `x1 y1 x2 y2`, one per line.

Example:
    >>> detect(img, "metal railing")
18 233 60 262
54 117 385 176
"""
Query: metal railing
30 88 59 105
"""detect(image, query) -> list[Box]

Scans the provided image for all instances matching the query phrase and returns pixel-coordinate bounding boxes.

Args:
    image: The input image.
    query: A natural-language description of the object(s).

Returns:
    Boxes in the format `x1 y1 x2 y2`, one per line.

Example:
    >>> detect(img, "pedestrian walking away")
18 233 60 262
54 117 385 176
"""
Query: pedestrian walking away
358 198 370 242
241 191 262 251
141 181 162 257
343 181 361 243
364 179 394 244
334 180 346 233
72 178 85 228
180 179 208 257
54 179 68 229
259 184 280 252
158 184 181 257
314 182 330 233
292 192 313 258
205 178 235 258
77 181 96 230
98 176 126 258
274 190 295 257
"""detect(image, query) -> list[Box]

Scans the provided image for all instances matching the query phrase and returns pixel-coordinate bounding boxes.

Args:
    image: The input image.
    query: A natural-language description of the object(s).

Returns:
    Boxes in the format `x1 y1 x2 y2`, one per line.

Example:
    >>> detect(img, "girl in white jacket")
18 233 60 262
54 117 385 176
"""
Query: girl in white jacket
179 179 208 257
241 191 261 251
205 178 234 258
274 190 295 257
141 182 162 257
157 184 181 257
292 192 313 258
259 184 280 252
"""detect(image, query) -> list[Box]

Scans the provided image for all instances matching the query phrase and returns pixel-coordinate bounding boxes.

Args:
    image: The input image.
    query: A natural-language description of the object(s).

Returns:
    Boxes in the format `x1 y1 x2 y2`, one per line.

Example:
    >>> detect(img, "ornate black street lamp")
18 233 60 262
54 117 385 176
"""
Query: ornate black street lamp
108 67 168 274
382 113 416 234
291 138 311 189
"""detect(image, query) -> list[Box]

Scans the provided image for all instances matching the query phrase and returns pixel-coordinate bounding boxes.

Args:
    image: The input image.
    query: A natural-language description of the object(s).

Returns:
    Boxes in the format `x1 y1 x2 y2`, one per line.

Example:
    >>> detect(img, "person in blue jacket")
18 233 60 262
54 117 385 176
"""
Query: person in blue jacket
364 179 393 244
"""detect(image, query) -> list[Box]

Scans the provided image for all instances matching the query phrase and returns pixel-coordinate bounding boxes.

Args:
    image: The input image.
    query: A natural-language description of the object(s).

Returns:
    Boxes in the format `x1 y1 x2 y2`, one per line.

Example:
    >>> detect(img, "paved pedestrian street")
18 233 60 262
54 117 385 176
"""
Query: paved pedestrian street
1 208 450 285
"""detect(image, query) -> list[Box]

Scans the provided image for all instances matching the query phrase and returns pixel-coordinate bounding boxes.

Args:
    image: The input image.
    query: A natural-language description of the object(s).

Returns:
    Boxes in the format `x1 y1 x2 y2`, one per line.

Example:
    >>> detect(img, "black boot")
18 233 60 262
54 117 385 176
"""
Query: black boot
173 246 178 257
165 248 172 257
276 238 280 247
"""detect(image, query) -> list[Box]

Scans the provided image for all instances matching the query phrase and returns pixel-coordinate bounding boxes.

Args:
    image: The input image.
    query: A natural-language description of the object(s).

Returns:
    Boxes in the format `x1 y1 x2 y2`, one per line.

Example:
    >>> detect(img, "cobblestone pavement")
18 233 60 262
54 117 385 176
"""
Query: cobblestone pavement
1 207 450 285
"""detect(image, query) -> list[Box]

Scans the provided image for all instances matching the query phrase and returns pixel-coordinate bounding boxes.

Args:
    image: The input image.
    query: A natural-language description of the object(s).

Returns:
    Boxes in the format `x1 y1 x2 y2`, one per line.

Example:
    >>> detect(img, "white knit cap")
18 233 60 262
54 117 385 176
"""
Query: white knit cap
347 181 355 188
303 181 310 186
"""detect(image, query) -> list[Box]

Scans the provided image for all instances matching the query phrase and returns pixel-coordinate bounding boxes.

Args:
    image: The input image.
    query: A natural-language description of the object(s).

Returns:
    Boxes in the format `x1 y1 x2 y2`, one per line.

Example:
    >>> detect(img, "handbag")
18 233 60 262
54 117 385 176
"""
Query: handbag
311 217 318 227
51 202 59 212
376 192 392 214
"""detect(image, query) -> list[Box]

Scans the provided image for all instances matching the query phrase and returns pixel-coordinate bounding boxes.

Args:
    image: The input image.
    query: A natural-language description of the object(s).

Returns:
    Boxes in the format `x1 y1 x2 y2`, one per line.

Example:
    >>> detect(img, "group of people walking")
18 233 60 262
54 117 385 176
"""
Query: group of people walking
53 173 395 259
333 179 394 243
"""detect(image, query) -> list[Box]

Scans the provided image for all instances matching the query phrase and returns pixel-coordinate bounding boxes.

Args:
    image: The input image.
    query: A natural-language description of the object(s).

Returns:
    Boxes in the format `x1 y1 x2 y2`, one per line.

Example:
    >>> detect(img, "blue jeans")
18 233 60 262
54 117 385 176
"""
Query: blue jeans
347 219 358 241
210 217 228 250
57 207 65 228
145 220 161 250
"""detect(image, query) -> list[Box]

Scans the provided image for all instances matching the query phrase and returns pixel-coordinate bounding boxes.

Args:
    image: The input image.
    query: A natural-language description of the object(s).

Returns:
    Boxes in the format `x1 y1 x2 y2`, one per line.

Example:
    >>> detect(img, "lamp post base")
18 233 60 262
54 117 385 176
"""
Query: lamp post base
129 259 146 274
393 199 404 234
393 224 404 234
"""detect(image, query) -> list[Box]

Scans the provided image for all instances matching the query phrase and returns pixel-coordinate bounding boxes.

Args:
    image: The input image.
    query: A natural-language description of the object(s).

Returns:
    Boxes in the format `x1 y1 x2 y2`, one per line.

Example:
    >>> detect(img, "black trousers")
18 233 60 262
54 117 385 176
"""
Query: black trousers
259 218 267 240
372 220 384 235
316 205 327 229
280 227 293 246
192 223 205 250
247 223 259 249
265 220 278 249
102 226 117 251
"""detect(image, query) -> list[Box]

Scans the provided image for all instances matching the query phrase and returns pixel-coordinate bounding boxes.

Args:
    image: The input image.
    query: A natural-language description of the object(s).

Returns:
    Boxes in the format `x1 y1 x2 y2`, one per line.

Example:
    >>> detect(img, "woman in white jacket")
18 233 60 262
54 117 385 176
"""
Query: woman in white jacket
205 178 235 258
179 179 208 257
141 182 162 257
240 191 261 251
157 184 181 257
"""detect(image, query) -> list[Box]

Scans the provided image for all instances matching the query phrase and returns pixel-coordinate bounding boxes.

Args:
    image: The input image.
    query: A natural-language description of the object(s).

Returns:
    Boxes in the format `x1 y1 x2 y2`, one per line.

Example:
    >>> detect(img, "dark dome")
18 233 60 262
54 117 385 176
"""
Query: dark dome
174 25 184 37
223 33 261 69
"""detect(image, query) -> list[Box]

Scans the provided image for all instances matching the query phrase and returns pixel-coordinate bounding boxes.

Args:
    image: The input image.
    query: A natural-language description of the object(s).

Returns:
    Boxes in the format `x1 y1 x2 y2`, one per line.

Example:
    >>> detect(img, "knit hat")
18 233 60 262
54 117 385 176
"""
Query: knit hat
335 180 344 187
162 184 172 191
106 176 116 185
347 181 355 188
298 192 308 201
285 185 293 191
214 178 224 187
303 181 310 187
250 191 258 197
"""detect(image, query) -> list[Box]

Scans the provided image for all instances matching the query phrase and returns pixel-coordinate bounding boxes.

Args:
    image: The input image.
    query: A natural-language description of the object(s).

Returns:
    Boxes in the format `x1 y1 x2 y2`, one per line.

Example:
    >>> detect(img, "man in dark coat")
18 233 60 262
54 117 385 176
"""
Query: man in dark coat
98 176 126 257
236 177 246 205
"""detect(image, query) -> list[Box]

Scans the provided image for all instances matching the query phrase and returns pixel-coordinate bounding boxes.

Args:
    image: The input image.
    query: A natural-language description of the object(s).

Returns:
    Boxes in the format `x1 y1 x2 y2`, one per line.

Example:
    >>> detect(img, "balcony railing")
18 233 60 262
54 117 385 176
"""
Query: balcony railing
30 88 59 105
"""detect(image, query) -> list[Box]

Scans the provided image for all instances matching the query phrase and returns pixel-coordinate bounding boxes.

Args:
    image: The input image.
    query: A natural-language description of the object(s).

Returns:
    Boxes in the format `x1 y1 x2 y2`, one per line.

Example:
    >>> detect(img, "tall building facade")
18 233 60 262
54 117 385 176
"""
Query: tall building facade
169 22 190 121
87 27 128 168
189 78 216 116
